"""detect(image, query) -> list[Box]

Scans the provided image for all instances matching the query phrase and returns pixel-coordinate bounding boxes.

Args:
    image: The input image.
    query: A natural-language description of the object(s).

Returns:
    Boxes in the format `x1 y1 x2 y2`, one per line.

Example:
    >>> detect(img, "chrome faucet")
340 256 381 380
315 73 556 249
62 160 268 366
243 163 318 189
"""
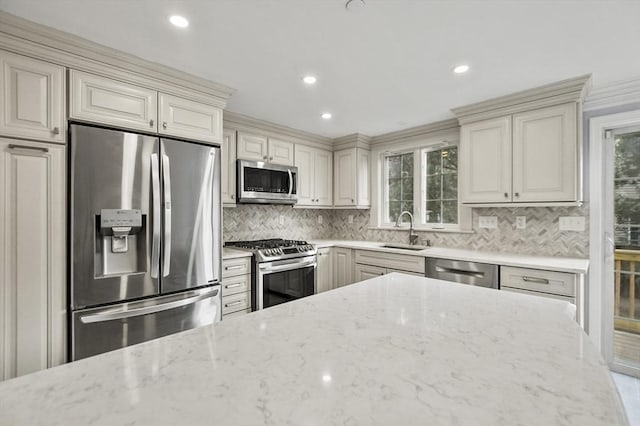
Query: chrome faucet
395 210 419 245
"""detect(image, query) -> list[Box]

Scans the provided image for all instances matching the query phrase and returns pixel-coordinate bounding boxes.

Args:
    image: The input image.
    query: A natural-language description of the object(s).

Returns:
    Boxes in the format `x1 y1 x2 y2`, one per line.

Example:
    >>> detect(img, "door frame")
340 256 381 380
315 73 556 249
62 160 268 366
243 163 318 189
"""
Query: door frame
589 109 640 373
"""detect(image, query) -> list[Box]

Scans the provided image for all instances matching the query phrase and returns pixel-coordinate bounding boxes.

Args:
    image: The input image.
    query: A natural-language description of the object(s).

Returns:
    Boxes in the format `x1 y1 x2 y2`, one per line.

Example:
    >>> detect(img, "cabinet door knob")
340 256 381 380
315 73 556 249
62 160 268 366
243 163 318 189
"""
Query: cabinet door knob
514 192 520 197
263 156 268 160
504 192 508 198
52 127 60 135
351 199 354 203
231 194 235 199
270 156 273 161
149 119 154 128
162 122 167 129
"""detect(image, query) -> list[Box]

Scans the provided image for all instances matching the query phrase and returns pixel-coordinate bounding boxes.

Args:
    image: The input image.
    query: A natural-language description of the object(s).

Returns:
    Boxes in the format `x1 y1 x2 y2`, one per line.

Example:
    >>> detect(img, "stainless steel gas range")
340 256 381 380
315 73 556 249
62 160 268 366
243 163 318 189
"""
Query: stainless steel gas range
225 239 317 310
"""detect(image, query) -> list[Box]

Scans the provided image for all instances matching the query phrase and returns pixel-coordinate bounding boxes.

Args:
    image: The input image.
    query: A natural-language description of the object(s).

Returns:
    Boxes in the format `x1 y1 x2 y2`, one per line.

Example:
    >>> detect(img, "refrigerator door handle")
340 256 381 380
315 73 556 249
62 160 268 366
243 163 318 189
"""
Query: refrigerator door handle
151 153 161 278
79 288 219 324
162 152 172 277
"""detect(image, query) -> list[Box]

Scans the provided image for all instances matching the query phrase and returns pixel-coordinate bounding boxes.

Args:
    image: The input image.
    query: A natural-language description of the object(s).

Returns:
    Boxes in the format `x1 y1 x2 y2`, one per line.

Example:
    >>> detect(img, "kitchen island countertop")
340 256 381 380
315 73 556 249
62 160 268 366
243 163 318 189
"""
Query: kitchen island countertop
0 274 625 425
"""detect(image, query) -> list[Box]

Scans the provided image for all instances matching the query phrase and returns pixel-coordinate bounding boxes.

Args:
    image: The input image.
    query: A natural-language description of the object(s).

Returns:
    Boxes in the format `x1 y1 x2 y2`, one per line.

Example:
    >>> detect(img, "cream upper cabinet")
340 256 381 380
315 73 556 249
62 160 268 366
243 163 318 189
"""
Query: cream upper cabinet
70 70 157 133
334 148 370 207
459 103 580 204
294 144 332 207
0 51 65 143
512 103 578 202
316 248 333 293
267 137 295 166
237 132 294 166
0 139 66 380
333 247 354 287
158 93 222 143
460 116 512 203
222 129 237 205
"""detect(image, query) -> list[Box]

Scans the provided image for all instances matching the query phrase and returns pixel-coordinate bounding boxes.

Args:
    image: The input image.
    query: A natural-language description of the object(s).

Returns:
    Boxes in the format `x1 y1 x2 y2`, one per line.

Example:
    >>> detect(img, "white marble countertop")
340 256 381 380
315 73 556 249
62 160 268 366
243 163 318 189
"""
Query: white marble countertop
222 247 253 260
0 274 624 426
310 239 589 274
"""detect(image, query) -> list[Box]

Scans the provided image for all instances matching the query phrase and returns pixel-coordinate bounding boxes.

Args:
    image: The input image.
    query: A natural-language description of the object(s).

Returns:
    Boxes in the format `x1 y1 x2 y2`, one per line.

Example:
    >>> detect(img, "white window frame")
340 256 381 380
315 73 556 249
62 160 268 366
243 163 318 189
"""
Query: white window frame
372 135 472 232
419 144 462 230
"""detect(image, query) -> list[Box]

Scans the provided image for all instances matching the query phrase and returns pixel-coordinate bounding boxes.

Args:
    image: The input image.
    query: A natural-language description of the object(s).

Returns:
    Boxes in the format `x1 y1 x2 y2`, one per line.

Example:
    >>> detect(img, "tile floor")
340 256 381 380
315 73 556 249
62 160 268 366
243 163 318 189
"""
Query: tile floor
612 372 640 425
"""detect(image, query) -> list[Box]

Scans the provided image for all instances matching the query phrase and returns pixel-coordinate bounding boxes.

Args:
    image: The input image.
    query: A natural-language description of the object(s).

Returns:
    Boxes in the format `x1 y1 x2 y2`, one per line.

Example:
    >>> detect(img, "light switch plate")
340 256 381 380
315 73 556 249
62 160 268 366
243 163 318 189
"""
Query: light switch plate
516 216 526 229
317 215 323 225
559 216 585 231
479 216 498 229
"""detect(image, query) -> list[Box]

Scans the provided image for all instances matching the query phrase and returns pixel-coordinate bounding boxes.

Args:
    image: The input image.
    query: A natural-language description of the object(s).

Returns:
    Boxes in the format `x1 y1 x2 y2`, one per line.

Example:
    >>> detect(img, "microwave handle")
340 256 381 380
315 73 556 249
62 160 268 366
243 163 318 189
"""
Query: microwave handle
287 169 293 196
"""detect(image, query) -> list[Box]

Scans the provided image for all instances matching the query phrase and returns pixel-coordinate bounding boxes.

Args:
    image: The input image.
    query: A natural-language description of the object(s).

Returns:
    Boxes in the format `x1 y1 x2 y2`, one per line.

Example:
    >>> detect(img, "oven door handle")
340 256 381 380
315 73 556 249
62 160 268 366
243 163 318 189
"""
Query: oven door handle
260 260 317 273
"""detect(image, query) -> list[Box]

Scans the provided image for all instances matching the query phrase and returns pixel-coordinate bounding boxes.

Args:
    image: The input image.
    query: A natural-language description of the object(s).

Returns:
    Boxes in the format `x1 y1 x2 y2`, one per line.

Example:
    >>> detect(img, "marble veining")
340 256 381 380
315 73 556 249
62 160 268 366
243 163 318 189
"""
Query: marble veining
0 274 625 426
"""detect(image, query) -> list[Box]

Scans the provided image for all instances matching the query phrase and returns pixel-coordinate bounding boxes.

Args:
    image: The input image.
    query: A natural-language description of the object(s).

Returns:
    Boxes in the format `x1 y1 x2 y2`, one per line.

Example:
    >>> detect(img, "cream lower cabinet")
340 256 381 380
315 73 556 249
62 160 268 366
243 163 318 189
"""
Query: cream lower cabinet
333 247 354 287
222 129 237 205
0 139 66 380
354 264 386 281
500 266 584 327
0 50 65 143
316 248 333 293
460 102 580 204
353 250 426 283
221 257 252 317
295 144 333 207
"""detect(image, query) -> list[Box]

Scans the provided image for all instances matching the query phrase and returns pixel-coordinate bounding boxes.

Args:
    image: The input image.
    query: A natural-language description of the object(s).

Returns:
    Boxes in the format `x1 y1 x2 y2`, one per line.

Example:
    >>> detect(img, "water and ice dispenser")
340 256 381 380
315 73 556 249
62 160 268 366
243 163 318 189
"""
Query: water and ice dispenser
96 209 147 277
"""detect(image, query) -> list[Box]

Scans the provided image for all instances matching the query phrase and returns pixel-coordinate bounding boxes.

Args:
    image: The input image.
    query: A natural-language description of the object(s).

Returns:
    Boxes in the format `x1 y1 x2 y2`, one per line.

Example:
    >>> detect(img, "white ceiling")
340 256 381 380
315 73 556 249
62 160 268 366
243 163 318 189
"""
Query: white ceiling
1 0 639 138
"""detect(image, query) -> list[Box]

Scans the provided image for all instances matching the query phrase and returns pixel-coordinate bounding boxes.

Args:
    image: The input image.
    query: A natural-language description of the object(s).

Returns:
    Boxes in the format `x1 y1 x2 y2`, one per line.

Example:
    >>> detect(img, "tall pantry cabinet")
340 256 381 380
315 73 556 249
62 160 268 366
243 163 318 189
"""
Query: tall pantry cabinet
0 50 66 380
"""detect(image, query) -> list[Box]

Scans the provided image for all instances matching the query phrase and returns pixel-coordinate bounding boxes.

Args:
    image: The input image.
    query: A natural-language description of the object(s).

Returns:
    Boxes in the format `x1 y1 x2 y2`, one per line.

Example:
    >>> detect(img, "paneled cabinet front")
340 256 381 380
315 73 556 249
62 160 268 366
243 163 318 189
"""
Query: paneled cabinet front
294 144 332 207
70 71 223 143
222 129 237 205
0 50 65 143
0 139 66 380
334 148 370 208
316 247 333 293
460 103 580 205
236 132 294 166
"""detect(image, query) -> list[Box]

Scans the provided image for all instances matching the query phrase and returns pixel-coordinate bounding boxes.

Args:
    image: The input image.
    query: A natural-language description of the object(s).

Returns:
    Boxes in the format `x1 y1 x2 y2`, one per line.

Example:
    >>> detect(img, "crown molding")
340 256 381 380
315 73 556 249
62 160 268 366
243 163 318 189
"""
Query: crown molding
451 74 591 124
370 118 459 147
583 76 640 112
223 110 333 148
0 11 235 107
333 133 372 150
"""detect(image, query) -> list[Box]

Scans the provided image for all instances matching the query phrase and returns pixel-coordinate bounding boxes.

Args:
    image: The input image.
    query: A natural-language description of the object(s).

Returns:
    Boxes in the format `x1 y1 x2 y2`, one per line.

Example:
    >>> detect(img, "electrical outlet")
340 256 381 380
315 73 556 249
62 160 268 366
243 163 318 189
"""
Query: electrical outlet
279 215 285 226
478 216 498 229
317 215 323 225
516 216 526 229
559 216 585 231
348 215 354 224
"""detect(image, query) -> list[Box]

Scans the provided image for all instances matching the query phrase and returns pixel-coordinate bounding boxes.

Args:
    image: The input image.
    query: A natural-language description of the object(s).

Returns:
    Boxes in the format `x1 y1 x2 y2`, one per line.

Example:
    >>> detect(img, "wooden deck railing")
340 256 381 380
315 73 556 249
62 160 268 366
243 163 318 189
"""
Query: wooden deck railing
614 249 640 334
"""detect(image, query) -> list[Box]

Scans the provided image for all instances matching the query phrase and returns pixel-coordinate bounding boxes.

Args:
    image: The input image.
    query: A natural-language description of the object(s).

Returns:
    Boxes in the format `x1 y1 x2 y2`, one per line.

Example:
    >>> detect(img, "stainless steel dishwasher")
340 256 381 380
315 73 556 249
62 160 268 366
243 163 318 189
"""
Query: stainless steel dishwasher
425 258 499 289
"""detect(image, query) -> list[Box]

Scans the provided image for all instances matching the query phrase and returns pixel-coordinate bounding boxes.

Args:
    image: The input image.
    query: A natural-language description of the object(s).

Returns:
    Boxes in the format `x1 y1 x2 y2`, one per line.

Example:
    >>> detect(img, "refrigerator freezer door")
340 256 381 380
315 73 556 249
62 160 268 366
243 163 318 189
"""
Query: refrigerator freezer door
70 124 160 309
72 285 221 360
160 139 221 293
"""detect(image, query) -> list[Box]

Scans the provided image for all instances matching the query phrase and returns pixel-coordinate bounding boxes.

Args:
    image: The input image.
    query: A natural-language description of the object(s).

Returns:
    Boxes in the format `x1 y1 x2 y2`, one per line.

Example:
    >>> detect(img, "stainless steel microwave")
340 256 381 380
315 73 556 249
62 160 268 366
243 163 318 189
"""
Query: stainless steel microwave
237 160 298 204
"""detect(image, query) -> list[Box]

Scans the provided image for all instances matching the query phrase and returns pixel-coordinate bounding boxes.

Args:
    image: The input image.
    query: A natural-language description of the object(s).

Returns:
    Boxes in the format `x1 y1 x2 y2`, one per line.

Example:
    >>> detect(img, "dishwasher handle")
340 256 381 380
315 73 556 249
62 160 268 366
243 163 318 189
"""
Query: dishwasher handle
435 265 485 278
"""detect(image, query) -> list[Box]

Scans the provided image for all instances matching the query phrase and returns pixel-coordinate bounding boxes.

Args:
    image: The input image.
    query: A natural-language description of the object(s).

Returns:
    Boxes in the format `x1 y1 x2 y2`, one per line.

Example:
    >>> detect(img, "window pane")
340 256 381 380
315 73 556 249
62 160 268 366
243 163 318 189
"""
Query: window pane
402 153 414 177
442 147 457 173
388 156 401 178
388 201 402 222
427 175 441 200
442 200 458 224
425 200 441 223
426 151 441 175
401 201 414 215
388 178 401 201
443 173 457 200
402 177 413 200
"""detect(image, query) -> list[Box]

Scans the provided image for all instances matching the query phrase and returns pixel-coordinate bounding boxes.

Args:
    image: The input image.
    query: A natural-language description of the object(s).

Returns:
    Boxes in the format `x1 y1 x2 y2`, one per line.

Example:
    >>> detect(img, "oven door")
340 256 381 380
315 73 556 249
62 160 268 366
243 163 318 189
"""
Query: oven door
257 256 316 309
237 160 297 204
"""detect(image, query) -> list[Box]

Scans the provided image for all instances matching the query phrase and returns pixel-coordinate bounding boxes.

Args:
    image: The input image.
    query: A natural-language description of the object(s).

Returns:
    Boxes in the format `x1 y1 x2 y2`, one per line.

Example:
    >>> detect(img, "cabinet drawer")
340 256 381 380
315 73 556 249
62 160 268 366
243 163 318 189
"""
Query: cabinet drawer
222 274 250 296
222 257 251 278
222 291 251 314
500 266 576 297
223 308 251 319
355 250 425 273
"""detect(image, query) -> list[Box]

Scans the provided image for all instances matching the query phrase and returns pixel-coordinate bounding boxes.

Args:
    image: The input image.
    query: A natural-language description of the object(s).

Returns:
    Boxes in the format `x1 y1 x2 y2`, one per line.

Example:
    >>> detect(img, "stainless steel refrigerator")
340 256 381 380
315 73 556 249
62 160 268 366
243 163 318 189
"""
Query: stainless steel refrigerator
69 124 222 361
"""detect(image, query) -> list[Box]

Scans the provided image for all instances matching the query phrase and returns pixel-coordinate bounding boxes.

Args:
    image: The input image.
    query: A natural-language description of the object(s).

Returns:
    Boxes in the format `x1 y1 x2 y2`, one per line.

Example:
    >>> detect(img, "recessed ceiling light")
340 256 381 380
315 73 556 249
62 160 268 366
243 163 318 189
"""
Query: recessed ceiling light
169 15 189 28
302 75 317 85
321 113 332 120
453 64 470 74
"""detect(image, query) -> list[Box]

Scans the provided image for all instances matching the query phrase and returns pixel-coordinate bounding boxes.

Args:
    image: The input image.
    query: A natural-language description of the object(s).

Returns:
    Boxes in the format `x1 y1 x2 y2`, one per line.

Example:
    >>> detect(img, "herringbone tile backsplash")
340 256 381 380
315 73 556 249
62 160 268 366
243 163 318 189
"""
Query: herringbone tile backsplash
224 204 589 258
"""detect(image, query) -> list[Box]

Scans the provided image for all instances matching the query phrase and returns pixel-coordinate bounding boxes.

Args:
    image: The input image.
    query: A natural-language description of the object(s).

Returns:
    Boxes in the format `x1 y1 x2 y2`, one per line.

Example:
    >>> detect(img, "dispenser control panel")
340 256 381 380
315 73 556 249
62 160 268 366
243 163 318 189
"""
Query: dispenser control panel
100 209 142 228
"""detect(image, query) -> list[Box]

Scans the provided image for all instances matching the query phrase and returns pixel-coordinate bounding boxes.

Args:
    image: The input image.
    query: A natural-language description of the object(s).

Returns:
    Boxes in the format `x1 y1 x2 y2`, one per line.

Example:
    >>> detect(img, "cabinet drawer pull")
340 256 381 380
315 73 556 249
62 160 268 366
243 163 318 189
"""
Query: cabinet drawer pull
225 300 244 307
225 283 243 289
225 265 245 271
8 144 49 153
149 119 154 127
522 276 549 284
52 127 60 135
504 192 508 198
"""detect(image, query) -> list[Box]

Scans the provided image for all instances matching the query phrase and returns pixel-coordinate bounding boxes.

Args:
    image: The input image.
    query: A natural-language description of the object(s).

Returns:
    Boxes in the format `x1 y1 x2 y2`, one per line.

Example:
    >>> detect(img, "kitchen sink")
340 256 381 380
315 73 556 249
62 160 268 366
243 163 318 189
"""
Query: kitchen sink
381 243 430 251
